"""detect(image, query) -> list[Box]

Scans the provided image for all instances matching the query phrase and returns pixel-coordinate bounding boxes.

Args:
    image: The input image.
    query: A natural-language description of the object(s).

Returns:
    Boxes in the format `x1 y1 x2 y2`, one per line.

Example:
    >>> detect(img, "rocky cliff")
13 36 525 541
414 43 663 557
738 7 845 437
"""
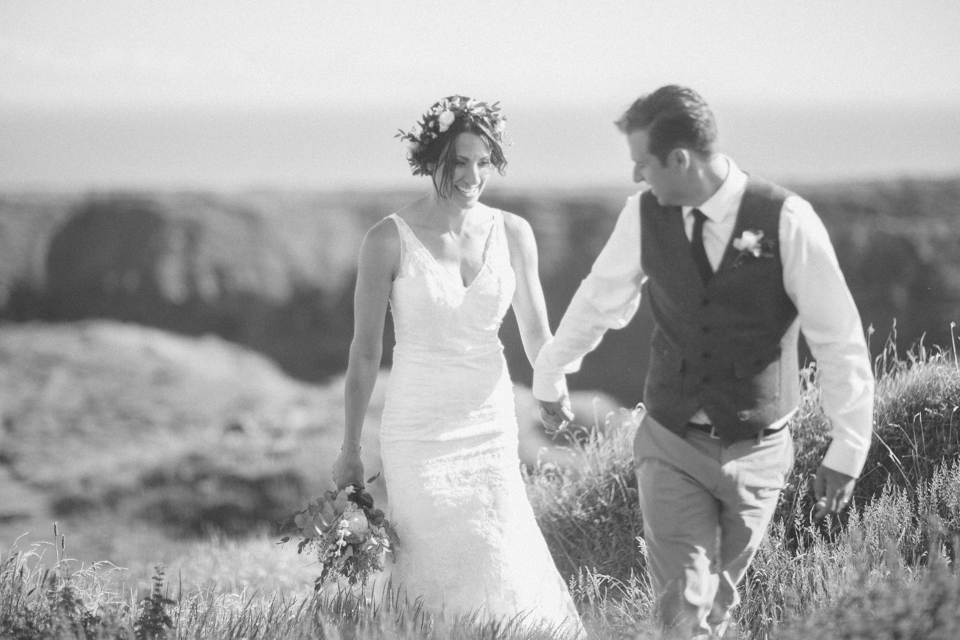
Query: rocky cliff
2 179 959 405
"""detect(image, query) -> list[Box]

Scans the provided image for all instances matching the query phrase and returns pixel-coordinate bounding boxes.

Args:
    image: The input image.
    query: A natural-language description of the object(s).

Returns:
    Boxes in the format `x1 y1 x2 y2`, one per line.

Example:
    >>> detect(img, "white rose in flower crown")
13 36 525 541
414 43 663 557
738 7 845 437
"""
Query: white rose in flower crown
437 110 456 132
411 123 423 136
404 138 419 151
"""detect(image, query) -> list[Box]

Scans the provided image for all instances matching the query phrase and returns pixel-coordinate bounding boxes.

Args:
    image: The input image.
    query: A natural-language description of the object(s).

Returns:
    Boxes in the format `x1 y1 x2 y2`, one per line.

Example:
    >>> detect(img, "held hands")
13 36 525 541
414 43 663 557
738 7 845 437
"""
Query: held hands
813 464 856 522
538 396 574 436
332 445 365 491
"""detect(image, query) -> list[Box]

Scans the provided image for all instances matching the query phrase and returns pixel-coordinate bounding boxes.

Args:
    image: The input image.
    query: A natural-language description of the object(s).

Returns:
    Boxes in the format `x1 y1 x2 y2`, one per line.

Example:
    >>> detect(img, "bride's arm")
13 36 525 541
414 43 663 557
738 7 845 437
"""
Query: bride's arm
503 212 552 368
332 219 399 489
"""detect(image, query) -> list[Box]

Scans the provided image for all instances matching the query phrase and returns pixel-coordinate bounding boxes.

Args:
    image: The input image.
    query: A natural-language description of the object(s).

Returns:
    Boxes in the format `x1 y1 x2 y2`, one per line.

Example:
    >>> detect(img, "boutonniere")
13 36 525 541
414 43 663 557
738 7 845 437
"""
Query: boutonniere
732 229 776 265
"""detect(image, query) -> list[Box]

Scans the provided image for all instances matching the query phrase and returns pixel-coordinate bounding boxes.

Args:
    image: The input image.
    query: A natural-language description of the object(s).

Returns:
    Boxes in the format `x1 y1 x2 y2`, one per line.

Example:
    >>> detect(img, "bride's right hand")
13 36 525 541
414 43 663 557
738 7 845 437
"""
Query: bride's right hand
332 447 365 490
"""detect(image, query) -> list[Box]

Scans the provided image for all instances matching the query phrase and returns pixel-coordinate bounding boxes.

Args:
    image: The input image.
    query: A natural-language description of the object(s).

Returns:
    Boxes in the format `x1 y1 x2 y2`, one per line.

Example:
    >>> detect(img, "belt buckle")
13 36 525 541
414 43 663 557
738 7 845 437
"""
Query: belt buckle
708 425 720 440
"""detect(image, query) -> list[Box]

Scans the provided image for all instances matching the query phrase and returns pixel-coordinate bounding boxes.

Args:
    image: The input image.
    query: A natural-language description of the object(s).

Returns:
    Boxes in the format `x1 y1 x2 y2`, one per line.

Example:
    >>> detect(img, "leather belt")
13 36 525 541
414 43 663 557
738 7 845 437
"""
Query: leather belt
685 421 788 440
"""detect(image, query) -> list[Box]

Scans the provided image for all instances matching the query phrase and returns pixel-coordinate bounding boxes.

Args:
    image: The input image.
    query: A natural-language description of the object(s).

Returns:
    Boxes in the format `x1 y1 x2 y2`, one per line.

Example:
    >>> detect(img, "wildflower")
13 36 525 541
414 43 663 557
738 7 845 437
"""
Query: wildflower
437 110 455 132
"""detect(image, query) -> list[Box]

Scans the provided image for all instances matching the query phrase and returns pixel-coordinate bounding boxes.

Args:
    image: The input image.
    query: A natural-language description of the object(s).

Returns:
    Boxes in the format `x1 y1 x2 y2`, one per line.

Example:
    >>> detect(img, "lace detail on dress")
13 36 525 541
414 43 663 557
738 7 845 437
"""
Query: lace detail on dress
380 211 582 636
391 212 497 290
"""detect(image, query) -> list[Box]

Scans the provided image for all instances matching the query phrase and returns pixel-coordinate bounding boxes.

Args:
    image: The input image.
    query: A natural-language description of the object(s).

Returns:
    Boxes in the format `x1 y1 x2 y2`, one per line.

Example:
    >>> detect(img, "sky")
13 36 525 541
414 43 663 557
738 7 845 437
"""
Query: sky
2 1 959 189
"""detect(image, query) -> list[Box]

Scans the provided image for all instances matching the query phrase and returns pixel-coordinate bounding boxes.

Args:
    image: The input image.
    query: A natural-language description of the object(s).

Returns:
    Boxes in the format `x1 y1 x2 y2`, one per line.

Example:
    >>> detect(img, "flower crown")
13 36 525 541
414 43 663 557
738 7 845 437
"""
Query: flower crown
396 95 507 176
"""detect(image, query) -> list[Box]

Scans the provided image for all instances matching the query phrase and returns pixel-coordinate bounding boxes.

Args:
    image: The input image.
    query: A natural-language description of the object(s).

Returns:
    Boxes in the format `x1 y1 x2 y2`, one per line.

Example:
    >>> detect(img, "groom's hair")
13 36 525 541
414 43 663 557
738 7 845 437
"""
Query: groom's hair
615 85 718 165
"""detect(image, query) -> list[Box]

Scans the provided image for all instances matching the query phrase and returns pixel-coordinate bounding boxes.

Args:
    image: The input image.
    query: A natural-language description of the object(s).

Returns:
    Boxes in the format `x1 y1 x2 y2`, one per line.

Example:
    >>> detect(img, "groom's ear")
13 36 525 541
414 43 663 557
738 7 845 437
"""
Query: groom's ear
668 147 690 170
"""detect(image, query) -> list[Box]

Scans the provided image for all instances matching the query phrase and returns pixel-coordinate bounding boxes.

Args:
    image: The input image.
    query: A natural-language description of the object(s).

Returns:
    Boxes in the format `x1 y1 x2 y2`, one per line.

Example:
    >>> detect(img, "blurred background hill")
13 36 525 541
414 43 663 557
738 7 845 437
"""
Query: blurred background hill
3 180 958 406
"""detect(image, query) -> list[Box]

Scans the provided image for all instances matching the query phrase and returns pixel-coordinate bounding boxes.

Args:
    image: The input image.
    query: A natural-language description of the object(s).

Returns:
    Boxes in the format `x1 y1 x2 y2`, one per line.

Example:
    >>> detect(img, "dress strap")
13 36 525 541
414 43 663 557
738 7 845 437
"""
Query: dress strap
490 209 509 261
492 208 505 234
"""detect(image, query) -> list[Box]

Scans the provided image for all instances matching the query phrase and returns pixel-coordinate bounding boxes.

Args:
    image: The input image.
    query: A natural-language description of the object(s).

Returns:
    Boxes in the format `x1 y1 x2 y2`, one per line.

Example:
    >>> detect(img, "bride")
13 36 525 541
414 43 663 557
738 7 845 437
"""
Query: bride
332 96 583 635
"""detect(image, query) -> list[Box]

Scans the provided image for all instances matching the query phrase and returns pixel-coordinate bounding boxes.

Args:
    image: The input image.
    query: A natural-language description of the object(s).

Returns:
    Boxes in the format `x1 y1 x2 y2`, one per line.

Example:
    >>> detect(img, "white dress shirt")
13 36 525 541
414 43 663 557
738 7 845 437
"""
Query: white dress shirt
533 158 875 477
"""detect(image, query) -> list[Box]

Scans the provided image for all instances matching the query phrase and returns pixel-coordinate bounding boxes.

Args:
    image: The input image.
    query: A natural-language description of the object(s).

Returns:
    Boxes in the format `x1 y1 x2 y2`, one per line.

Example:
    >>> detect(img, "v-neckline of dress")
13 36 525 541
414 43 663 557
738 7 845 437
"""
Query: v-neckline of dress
395 212 498 290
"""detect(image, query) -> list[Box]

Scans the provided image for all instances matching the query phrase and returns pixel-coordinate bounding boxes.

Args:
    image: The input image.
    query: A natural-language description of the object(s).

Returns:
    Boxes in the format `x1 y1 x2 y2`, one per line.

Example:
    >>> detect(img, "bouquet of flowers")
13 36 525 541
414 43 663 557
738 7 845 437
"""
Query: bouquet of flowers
279 473 398 589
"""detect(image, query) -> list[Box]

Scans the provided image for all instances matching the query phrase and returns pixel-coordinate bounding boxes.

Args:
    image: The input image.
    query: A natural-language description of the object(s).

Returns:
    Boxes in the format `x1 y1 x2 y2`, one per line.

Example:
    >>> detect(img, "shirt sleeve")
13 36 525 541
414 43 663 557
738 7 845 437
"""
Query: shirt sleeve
780 195 875 477
533 193 646 401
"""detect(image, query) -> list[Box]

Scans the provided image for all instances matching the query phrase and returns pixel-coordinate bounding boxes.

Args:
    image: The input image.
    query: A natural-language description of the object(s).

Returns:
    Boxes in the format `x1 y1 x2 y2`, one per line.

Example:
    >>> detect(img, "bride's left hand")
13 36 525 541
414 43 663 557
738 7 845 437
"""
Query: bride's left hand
332 447 365 490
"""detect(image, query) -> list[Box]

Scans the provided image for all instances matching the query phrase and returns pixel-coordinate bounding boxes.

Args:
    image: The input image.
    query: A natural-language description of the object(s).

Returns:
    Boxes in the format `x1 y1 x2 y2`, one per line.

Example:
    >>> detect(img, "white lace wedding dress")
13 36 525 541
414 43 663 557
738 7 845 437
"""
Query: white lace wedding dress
378 211 582 636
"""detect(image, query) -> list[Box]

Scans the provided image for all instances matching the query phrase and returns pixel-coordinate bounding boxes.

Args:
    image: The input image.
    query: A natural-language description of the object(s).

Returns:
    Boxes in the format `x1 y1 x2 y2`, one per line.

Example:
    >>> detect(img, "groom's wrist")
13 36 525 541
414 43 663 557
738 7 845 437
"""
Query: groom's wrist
532 374 568 403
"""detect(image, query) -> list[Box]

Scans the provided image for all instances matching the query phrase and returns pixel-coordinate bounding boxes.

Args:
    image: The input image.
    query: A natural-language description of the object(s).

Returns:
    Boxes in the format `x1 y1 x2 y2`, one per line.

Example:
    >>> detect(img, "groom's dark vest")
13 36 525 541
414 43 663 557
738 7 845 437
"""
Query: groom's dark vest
640 175 801 444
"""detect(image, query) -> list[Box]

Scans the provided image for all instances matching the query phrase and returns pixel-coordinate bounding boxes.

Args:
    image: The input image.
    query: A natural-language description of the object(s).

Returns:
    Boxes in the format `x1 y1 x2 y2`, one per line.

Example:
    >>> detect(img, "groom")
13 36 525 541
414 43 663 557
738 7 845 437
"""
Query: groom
534 85 874 638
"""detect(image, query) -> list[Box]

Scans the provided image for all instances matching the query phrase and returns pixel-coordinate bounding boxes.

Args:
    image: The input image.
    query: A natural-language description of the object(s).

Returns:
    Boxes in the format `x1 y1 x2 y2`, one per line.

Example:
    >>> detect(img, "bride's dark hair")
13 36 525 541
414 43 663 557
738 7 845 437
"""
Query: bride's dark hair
397 96 508 196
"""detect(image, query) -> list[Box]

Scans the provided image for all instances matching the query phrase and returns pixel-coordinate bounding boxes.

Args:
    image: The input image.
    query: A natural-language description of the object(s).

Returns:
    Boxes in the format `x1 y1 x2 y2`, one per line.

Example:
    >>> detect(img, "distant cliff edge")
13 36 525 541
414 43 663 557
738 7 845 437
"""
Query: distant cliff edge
2 179 958 405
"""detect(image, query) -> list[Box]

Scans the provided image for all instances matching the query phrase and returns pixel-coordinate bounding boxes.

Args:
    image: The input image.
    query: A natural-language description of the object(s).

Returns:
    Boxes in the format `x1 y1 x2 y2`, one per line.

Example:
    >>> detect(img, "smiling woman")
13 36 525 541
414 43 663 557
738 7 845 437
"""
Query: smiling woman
327 96 584 634
396 95 508 196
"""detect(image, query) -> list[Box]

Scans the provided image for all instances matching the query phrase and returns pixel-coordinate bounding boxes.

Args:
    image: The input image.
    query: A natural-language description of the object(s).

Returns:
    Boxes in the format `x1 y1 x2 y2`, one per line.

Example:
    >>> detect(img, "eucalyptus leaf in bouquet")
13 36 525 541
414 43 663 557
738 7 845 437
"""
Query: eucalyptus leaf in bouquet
279 473 398 589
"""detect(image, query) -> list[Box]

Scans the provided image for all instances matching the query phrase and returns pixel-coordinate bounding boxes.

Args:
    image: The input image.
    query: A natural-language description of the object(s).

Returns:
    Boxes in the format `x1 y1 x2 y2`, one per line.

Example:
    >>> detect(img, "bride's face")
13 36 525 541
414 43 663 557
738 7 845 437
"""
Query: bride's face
439 133 494 207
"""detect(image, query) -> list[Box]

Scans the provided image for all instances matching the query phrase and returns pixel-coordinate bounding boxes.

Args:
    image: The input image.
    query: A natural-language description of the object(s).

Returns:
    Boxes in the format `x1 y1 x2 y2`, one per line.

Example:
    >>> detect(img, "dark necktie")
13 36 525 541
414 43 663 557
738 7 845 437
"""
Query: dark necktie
690 208 713 285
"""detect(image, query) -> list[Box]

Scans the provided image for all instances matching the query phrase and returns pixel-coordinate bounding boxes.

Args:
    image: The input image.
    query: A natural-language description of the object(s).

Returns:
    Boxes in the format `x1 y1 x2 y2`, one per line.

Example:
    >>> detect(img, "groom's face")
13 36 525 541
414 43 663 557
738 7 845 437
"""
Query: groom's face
627 129 683 206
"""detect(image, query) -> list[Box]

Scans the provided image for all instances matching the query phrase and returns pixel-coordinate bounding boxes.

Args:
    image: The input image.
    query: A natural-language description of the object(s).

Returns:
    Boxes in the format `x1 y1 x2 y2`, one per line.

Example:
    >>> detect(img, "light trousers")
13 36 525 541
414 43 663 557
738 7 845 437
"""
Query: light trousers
633 412 794 638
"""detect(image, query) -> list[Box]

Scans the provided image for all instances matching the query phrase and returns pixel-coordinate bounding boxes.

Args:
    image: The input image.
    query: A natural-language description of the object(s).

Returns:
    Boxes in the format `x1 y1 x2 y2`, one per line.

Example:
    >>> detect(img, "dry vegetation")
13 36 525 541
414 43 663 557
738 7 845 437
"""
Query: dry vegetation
2 322 959 638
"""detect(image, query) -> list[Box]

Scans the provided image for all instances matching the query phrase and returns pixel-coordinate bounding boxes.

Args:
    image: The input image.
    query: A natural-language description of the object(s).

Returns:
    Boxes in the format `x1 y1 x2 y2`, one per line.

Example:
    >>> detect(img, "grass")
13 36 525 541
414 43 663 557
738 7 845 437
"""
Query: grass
2 337 960 638
0 537 577 639
525 404 645 584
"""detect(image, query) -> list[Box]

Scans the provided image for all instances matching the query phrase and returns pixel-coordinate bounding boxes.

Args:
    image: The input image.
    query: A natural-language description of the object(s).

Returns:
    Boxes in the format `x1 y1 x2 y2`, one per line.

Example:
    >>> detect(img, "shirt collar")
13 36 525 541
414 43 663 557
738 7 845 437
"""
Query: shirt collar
682 156 747 223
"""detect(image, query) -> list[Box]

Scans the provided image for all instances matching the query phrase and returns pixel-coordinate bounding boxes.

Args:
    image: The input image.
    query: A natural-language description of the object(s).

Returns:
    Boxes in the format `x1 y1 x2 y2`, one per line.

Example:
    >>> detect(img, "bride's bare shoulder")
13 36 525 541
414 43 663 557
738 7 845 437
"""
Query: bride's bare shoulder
499 209 536 246
366 215 401 245
360 216 401 274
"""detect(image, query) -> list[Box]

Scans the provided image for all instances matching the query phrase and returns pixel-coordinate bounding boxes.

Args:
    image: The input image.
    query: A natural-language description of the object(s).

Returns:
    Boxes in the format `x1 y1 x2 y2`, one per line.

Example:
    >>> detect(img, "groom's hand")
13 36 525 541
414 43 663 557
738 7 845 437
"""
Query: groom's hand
813 464 856 522
538 397 574 435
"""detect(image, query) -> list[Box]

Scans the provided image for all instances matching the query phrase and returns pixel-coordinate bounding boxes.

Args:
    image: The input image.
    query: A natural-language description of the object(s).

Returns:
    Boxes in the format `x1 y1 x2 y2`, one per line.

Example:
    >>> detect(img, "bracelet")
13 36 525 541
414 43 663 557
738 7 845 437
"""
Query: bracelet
341 445 362 452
